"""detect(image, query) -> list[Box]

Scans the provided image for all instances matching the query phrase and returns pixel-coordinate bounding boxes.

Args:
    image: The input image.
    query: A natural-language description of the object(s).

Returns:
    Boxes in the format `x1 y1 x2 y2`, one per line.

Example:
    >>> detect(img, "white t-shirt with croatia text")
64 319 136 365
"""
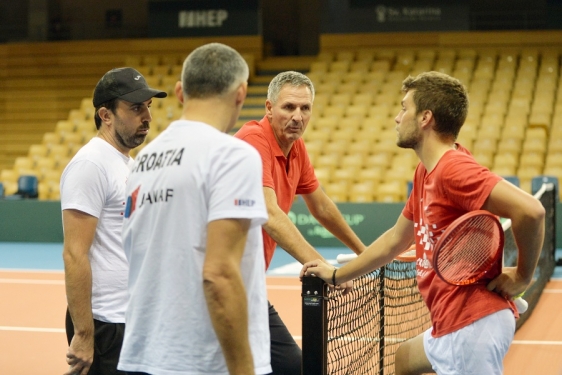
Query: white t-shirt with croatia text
118 120 271 375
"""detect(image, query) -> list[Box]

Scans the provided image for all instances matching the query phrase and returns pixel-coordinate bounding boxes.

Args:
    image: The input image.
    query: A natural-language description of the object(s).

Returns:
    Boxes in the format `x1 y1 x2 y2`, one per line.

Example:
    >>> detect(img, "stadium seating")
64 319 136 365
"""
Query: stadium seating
1 32 562 202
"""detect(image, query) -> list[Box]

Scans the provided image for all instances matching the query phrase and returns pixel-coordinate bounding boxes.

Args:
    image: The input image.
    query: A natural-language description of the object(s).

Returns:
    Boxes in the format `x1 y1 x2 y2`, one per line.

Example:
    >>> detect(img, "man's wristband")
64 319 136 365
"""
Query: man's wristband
332 267 337 286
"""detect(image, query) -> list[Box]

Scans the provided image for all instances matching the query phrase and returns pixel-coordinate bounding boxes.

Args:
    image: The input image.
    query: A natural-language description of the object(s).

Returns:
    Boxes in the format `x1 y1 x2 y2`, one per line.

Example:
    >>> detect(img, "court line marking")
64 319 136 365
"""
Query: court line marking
0 326 65 333
267 285 301 290
0 278 64 285
288 336 562 346
0 268 64 274
512 340 562 345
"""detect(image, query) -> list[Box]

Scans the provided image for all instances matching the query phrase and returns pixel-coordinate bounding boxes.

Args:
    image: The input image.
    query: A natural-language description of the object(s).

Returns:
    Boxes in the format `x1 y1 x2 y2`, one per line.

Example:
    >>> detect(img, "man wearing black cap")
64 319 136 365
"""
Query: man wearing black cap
60 67 167 375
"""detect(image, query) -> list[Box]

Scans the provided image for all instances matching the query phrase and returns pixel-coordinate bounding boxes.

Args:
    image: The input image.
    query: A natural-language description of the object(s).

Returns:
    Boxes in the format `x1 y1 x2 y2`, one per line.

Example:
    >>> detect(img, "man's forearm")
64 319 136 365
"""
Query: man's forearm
64 251 94 337
264 210 326 264
203 273 254 375
512 209 545 283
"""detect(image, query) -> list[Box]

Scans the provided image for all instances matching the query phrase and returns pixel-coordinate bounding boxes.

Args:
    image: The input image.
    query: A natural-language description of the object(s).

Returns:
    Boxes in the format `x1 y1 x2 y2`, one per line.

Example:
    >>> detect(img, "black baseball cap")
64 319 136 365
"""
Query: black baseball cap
93 67 167 107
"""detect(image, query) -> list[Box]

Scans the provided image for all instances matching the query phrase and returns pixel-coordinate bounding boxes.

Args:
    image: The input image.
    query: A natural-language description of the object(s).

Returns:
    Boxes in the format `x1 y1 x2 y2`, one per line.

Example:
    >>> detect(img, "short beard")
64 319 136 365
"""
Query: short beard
116 132 147 149
114 118 149 149
397 136 418 149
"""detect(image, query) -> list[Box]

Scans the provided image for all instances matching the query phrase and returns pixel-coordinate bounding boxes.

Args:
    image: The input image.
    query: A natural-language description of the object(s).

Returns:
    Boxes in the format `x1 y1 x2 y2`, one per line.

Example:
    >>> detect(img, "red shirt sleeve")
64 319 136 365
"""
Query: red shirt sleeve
295 140 319 195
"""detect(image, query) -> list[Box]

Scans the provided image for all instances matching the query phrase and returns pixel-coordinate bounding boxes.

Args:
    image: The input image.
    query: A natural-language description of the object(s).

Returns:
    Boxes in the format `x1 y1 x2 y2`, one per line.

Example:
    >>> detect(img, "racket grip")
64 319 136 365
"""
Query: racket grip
337 253 357 264
514 297 528 314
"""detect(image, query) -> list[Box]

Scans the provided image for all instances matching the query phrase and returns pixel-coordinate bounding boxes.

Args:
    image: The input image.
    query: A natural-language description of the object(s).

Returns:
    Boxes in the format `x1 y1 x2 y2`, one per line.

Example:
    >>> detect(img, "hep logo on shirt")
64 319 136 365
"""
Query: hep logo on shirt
234 199 255 207
125 186 141 218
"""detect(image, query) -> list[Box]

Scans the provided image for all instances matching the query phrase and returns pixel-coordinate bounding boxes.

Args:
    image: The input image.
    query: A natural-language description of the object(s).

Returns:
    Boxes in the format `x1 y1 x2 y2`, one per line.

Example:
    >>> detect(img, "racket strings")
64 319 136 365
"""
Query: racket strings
436 216 502 285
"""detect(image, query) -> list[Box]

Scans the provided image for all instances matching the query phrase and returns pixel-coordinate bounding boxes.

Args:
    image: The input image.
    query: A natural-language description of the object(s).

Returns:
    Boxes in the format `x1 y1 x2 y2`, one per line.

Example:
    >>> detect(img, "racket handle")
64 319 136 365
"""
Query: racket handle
337 253 357 264
514 297 528 314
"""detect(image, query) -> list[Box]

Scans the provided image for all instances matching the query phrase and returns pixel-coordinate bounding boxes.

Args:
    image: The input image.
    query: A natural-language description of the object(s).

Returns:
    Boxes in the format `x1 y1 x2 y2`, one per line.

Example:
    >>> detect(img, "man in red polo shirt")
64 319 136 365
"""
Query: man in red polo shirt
235 71 366 375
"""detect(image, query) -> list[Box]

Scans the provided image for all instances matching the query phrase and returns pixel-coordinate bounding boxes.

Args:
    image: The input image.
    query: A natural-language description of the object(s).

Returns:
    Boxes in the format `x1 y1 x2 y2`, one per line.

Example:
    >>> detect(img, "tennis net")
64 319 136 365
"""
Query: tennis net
302 181 557 375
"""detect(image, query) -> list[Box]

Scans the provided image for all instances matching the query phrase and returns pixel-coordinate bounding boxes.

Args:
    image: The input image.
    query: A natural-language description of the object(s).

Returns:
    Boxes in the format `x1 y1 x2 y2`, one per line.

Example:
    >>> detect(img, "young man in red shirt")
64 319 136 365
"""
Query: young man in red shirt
235 71 366 374
301 71 545 375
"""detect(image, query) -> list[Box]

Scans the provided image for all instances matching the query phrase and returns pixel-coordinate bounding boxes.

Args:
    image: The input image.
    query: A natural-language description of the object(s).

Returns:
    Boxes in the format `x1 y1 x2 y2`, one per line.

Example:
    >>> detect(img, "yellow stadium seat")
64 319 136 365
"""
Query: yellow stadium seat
304 128 331 143
476 126 502 141
374 139 398 157
56 157 72 171
519 153 544 168
63 133 84 147
349 139 375 156
324 182 348 202
336 50 355 62
472 138 497 155
356 49 376 62
43 169 63 184
545 152 562 168
376 181 406 202
351 93 374 106
320 139 351 158
349 182 376 202
385 164 414 183
322 105 345 119
329 93 352 107
522 138 546 154
336 82 359 95
497 138 522 154
49 144 70 161
14 157 34 172
55 120 76 133
0 169 18 184
472 151 494 169
311 117 338 132
340 154 365 172
314 167 331 186
358 167 384 184
38 183 50 200
152 65 171 77
324 72 345 84
315 154 340 171
329 61 350 73
35 158 57 181
344 71 365 84
492 165 517 176
493 153 518 169
49 181 61 200
338 117 362 132
365 153 392 169
28 144 49 163
345 105 368 119
330 128 356 143
304 139 323 157
42 132 62 146
317 52 335 63
331 168 357 185
315 82 338 95
349 61 370 73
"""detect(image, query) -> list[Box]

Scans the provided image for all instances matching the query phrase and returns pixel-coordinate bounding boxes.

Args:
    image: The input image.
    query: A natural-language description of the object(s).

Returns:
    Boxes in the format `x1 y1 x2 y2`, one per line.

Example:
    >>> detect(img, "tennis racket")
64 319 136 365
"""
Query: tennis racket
337 244 417 264
432 210 528 313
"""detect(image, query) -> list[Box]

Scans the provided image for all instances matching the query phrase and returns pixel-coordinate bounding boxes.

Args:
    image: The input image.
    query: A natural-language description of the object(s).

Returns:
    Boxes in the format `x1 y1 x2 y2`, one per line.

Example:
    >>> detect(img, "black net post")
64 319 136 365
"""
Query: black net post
302 275 328 375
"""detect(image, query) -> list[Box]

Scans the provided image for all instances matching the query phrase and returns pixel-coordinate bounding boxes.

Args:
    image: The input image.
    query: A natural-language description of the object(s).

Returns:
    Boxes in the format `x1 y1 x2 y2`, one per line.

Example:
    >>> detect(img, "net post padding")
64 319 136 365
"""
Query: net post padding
302 276 328 375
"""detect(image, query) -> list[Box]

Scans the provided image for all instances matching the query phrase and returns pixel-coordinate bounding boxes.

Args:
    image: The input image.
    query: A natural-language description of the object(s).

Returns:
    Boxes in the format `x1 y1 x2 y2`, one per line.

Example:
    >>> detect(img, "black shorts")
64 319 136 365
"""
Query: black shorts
65 308 126 375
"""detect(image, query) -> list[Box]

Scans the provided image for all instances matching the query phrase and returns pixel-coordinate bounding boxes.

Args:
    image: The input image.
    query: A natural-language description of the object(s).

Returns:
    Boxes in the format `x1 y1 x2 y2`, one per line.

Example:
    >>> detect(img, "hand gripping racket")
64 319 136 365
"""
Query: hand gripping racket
432 210 528 313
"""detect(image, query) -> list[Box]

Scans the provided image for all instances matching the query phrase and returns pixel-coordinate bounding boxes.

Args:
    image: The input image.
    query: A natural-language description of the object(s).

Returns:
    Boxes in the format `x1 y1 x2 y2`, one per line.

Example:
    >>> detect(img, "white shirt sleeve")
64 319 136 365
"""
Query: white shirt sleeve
60 159 108 218
207 142 267 227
